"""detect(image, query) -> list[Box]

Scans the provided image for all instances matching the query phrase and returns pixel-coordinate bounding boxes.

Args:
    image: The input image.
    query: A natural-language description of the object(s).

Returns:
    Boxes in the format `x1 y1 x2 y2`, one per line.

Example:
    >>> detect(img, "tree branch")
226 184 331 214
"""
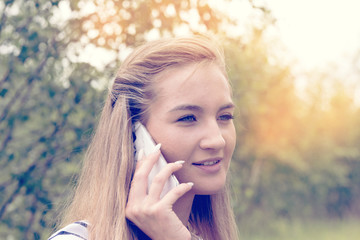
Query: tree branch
0 2 9 35
0 122 14 167
0 65 12 90
0 51 48 122
0 165 33 220
24 195 38 239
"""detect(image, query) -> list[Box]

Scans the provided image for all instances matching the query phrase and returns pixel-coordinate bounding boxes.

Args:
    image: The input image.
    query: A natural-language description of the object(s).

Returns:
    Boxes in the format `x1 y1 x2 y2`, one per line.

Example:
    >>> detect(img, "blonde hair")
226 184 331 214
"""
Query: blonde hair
61 36 239 240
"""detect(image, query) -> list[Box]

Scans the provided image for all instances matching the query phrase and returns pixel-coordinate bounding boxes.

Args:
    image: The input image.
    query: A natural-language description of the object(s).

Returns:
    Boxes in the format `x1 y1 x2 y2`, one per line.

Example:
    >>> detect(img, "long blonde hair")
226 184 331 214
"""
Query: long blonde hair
61 36 239 240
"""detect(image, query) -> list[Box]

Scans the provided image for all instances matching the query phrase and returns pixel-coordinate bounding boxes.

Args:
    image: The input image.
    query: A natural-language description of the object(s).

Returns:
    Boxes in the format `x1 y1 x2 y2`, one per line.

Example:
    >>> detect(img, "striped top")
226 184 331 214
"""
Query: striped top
48 221 89 240
48 221 203 239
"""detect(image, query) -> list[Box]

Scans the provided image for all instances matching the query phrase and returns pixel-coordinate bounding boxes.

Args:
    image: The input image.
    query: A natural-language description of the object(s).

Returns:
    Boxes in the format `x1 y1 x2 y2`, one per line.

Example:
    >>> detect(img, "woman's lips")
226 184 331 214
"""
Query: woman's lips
192 159 220 166
192 158 222 173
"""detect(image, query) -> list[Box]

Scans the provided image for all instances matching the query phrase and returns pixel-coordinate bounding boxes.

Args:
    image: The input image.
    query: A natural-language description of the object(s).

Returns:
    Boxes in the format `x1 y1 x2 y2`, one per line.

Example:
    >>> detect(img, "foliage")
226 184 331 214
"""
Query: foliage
0 0 107 238
240 218 360 240
1 0 360 239
226 26 360 234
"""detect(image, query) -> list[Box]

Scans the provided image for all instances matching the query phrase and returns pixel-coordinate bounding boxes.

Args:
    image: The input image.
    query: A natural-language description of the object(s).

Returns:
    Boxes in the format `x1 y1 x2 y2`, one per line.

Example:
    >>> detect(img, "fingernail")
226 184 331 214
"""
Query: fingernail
153 143 161 152
138 149 144 161
174 160 185 165
187 182 194 187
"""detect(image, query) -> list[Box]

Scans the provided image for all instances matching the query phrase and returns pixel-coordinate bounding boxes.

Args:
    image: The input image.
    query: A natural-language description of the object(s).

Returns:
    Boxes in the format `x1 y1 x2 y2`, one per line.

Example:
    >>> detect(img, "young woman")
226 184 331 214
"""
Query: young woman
49 36 239 240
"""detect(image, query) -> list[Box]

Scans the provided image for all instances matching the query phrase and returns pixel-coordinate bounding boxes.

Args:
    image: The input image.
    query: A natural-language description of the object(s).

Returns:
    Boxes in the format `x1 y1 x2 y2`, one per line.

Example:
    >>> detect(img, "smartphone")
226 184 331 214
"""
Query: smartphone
134 122 179 198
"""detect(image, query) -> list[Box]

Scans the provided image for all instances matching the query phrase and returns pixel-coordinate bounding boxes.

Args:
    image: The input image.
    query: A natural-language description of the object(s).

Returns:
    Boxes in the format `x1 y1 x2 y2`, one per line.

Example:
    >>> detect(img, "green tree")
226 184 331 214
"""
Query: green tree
0 1 108 238
226 20 360 235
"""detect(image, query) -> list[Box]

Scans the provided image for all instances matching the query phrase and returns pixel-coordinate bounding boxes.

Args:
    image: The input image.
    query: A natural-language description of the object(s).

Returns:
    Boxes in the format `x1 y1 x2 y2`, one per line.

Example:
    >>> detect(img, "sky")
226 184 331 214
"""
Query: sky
210 0 360 71
213 0 360 104
265 0 360 103
267 0 360 70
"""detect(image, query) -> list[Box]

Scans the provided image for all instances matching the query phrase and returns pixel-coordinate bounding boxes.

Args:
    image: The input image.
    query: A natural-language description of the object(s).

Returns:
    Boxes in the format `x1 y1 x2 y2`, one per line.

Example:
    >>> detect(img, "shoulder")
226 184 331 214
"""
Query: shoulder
48 221 89 240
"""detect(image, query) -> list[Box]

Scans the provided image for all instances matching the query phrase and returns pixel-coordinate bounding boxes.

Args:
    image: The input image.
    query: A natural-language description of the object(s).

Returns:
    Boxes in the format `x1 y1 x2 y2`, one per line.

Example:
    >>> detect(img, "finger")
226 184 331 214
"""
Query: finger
137 148 144 162
147 161 184 199
135 144 162 175
129 145 162 197
160 182 194 205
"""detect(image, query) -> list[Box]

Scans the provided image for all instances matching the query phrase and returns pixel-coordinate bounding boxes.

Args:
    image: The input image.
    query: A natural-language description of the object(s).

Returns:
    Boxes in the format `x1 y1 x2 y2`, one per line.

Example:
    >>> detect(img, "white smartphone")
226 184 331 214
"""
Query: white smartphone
134 122 179 198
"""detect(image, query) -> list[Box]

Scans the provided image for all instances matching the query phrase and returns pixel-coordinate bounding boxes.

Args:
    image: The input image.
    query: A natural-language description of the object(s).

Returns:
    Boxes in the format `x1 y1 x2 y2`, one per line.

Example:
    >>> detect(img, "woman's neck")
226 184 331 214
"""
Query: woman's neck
173 192 195 226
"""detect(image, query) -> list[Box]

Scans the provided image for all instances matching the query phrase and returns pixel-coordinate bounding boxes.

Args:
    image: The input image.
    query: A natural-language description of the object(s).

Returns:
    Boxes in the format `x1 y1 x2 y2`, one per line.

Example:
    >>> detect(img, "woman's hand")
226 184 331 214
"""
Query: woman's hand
125 144 194 240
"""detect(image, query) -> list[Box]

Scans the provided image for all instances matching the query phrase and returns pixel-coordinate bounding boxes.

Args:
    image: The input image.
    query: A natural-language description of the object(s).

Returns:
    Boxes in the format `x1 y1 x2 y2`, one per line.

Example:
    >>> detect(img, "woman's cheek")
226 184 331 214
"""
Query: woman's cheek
162 130 196 162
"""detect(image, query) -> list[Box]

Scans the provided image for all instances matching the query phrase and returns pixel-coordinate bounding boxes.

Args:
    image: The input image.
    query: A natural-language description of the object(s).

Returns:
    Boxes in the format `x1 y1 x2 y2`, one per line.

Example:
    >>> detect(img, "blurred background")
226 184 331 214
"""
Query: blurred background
1 0 360 239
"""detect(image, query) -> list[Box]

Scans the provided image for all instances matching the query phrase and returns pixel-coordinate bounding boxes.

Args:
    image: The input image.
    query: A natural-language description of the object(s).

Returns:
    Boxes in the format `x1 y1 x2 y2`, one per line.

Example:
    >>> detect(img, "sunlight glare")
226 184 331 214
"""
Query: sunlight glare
268 0 360 69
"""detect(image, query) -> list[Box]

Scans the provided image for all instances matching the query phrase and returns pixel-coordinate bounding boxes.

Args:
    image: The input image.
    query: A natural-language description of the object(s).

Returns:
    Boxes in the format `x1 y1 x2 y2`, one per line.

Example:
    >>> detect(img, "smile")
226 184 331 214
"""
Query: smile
193 160 220 166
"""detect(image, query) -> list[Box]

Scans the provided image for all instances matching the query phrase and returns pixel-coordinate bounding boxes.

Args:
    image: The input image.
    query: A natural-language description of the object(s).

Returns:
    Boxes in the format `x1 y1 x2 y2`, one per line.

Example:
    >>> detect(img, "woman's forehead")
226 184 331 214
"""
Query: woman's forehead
154 61 226 88
151 62 231 106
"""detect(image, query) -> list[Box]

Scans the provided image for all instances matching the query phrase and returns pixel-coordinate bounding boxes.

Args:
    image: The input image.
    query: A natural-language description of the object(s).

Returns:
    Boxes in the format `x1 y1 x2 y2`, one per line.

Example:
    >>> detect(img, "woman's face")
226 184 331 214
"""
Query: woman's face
145 62 236 195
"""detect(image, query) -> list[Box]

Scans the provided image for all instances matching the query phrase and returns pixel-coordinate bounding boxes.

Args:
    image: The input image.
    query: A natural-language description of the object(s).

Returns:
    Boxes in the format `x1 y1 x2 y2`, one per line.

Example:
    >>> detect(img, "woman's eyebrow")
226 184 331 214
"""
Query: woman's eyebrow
219 103 235 111
168 103 235 113
169 104 203 113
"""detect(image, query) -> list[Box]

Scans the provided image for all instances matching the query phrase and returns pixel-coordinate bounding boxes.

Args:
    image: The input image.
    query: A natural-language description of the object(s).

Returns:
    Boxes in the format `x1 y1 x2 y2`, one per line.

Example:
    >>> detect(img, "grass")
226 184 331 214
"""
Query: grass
239 218 360 240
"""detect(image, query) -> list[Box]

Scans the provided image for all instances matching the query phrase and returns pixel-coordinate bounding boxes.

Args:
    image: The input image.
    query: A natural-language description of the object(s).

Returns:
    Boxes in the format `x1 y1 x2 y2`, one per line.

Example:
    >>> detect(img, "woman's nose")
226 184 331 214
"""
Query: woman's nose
199 121 226 150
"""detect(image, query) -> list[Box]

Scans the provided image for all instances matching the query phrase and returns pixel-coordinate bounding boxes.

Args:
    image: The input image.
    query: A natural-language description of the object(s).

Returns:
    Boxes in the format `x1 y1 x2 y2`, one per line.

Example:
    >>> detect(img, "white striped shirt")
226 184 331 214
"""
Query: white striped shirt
48 220 204 239
48 221 89 240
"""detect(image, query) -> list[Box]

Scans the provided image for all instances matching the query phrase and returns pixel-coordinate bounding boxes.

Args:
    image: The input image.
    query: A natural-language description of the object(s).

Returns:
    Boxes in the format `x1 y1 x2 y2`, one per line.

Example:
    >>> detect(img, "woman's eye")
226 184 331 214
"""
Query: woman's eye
177 115 197 122
218 114 234 121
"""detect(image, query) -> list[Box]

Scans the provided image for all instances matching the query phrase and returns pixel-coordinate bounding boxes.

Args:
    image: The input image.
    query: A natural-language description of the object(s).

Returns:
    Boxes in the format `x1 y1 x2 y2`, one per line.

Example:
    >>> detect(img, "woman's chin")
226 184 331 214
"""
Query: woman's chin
190 181 226 195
